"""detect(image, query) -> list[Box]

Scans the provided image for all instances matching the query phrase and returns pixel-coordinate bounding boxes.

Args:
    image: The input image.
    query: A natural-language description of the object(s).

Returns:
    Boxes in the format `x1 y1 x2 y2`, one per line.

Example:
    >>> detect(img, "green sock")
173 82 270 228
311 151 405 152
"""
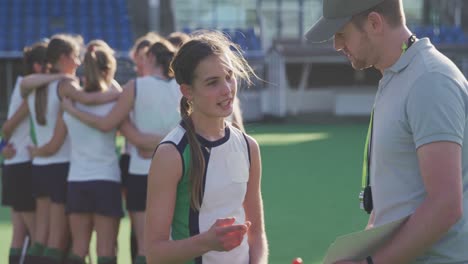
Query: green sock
9 248 22 256
98 256 117 264
43 247 65 261
134 255 146 264
26 242 45 256
68 253 85 263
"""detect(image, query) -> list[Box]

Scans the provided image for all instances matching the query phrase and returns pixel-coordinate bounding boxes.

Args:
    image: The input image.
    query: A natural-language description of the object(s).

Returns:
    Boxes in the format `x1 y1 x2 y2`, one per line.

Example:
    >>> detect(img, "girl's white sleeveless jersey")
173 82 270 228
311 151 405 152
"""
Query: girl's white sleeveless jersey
3 77 32 165
4 77 32 165
63 101 120 182
161 123 251 264
27 80 70 165
129 76 181 175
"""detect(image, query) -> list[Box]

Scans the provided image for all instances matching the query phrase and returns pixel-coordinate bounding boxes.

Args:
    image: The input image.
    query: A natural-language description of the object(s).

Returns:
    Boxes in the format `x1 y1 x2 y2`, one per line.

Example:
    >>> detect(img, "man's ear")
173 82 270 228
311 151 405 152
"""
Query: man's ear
367 11 384 34
180 83 193 101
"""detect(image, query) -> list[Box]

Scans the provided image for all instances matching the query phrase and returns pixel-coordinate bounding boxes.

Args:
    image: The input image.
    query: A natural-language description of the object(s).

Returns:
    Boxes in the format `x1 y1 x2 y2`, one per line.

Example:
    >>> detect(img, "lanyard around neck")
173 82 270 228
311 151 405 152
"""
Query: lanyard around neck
361 110 374 188
401 34 416 54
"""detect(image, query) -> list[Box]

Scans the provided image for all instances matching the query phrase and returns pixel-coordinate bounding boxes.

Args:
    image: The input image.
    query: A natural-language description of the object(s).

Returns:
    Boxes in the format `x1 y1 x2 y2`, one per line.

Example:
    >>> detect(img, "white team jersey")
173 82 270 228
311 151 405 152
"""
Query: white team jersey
63 100 120 182
163 124 251 264
27 80 70 165
128 76 181 175
4 77 32 165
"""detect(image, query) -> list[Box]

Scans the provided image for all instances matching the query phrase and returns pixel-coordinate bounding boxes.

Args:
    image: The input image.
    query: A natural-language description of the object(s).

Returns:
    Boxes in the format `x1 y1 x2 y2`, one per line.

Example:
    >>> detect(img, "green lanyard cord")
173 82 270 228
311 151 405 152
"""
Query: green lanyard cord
361 110 374 189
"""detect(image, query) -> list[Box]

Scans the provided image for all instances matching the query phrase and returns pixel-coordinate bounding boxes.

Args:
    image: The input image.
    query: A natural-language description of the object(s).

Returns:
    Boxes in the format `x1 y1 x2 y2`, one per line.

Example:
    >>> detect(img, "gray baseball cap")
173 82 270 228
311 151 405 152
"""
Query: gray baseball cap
305 0 385 43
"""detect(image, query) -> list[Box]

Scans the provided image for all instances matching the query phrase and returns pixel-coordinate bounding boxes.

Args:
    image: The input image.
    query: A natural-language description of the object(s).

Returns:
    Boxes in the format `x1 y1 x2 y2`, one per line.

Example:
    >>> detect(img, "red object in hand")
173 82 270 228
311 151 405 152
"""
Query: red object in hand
292 257 303 264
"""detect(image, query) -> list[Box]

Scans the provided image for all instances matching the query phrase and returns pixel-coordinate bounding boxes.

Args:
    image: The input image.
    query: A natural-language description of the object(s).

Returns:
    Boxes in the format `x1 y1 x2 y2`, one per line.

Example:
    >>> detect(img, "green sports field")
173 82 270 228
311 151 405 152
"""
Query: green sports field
0 122 369 263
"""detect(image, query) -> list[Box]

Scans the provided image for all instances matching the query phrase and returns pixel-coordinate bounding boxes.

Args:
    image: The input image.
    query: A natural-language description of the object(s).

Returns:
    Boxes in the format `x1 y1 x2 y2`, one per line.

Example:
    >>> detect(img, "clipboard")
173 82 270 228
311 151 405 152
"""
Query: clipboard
322 216 409 264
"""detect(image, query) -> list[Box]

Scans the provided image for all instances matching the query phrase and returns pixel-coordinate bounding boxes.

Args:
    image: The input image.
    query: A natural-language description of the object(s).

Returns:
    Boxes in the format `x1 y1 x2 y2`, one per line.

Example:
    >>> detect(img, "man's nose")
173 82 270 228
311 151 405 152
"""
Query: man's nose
333 35 343 51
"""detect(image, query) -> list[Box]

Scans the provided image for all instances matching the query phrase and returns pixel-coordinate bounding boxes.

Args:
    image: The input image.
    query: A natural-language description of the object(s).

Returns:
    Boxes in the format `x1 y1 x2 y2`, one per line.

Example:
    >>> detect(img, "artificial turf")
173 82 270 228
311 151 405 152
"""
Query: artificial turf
247 123 369 264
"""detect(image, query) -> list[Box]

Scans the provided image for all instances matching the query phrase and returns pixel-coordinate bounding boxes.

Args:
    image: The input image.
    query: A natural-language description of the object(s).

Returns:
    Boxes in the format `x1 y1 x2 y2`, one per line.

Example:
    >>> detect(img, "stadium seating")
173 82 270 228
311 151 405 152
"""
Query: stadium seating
411 25 468 45
0 0 134 52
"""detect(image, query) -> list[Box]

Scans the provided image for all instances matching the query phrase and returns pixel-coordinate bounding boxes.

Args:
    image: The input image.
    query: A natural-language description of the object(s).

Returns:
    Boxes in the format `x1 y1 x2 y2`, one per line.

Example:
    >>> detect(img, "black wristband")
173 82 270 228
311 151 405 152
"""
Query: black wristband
366 256 374 264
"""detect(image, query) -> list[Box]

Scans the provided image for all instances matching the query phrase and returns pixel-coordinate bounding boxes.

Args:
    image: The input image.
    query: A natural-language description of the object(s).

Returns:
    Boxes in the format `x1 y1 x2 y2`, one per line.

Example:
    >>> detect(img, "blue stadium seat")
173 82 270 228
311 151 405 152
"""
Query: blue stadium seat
50 28 63 36
118 8 128 17
92 6 104 18
38 0 48 9
11 33 22 51
120 24 132 37
245 27 261 51
0 3 7 17
0 0 135 52
24 4 35 15
94 15 104 24
461 35 468 44
25 33 39 46
0 0 7 9
0 37 7 51
79 3 89 17
39 29 50 40
182 27 192 34
233 29 248 51
104 22 116 34
51 0 62 16
93 28 105 39
121 15 131 24
107 36 118 49
24 24 36 35
38 2 48 18
11 0 21 10
79 0 89 7
450 26 465 44
11 11 21 23
121 38 132 51
63 3 75 16
103 7 114 17
66 16 77 31
80 26 90 41
0 14 7 26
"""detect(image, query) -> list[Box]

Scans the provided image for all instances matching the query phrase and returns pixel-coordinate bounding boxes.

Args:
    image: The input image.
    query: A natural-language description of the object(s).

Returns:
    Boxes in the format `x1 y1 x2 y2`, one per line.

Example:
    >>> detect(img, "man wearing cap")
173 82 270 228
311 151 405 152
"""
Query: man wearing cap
306 0 468 263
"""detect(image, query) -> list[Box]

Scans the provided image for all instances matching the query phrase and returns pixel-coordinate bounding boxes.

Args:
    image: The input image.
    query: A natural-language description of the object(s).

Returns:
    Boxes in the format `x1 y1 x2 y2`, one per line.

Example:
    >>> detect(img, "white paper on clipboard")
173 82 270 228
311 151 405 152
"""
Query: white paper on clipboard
322 216 409 264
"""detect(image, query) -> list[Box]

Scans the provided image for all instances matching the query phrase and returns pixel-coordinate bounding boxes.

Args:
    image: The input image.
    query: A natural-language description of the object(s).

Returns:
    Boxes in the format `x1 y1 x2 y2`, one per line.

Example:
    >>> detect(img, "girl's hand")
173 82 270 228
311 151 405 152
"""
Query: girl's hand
205 217 251 252
27 145 38 158
2 143 16 159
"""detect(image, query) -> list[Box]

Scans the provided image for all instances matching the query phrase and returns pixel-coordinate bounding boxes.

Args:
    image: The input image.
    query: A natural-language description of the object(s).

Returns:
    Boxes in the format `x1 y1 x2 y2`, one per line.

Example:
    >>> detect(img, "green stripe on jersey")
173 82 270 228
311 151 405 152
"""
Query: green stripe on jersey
172 145 192 240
